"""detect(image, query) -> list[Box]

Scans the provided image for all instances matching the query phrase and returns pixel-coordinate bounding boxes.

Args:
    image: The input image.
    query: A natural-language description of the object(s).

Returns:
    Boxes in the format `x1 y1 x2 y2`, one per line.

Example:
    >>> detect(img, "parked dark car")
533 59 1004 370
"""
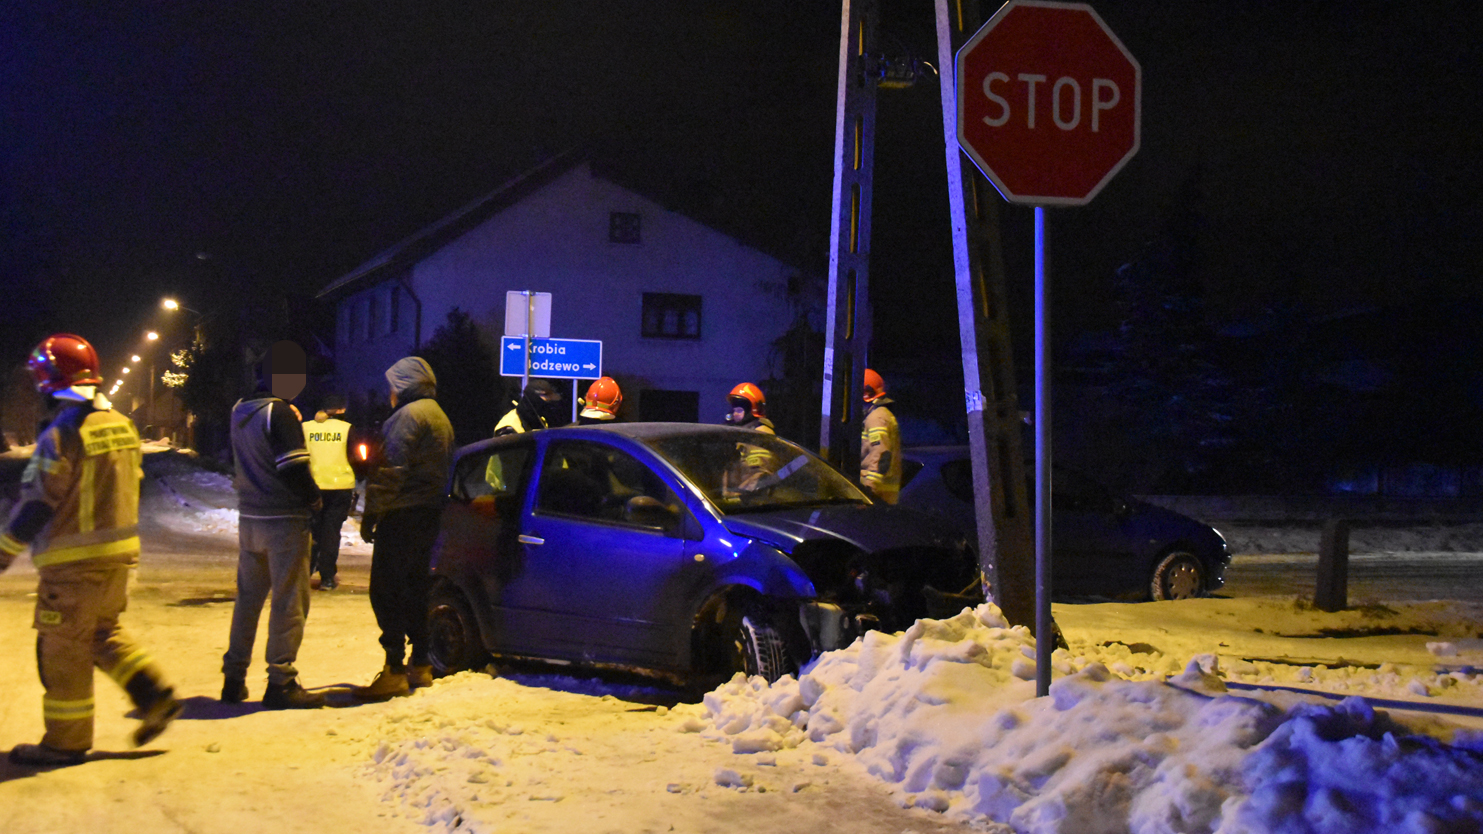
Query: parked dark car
897 446 1230 601
426 424 978 685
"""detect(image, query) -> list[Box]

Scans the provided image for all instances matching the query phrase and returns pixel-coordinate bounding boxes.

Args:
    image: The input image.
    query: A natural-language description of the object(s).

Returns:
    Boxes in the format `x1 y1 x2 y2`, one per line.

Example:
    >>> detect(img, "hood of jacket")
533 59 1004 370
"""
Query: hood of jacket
386 357 437 403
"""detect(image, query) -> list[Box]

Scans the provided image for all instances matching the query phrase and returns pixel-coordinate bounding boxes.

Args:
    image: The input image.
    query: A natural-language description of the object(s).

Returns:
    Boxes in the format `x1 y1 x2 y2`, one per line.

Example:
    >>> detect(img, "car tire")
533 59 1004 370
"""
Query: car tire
733 611 794 683
427 588 485 676
1150 550 1206 601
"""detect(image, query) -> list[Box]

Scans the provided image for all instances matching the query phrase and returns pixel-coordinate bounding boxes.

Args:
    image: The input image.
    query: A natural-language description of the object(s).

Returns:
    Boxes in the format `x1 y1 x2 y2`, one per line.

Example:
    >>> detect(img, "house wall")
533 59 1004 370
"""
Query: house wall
332 162 804 433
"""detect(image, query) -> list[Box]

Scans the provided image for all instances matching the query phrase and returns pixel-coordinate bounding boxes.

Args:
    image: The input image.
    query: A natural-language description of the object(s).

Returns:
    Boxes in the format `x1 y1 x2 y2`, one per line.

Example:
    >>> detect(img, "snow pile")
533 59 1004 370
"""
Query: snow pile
701 605 1483 833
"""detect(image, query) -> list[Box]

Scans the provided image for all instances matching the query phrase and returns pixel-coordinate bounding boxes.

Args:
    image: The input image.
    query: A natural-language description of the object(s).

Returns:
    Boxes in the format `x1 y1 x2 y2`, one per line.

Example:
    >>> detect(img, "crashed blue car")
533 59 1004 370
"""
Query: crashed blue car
426 424 977 685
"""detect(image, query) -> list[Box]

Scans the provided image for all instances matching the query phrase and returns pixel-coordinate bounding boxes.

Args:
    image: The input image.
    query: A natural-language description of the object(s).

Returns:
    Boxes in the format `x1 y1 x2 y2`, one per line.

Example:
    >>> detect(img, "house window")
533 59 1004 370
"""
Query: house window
367 295 379 342
642 293 701 340
390 286 401 334
609 211 641 244
639 390 699 422
339 305 351 346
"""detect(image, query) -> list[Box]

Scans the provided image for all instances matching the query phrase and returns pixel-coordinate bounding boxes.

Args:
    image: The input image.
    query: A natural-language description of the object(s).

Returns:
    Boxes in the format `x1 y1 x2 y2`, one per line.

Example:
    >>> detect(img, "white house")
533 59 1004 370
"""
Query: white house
317 152 815 426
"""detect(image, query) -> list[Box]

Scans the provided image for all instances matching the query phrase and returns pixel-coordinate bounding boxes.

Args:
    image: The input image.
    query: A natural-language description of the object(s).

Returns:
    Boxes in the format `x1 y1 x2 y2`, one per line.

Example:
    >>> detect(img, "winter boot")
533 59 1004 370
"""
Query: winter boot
9 743 88 767
406 664 434 689
221 675 248 704
263 679 326 710
352 665 410 701
132 689 183 747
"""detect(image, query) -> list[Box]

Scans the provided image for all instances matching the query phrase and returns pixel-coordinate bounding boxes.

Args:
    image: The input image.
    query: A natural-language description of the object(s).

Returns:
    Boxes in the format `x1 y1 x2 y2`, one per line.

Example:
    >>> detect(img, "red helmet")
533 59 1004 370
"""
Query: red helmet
863 368 886 402
580 376 622 419
728 382 766 417
29 334 103 395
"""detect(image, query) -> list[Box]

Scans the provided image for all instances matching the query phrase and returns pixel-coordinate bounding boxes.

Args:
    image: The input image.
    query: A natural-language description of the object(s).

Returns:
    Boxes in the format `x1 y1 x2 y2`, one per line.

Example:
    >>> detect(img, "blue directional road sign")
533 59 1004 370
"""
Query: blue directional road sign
499 336 603 379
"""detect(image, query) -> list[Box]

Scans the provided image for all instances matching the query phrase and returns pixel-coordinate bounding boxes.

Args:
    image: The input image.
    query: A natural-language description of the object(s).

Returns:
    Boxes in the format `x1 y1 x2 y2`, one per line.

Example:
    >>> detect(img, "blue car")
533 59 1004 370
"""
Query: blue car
897 446 1229 601
426 424 977 684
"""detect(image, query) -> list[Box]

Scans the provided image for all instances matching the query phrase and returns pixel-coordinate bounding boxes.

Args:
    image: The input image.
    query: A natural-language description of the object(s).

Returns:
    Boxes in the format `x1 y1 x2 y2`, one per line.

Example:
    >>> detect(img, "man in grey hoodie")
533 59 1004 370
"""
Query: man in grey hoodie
354 356 454 700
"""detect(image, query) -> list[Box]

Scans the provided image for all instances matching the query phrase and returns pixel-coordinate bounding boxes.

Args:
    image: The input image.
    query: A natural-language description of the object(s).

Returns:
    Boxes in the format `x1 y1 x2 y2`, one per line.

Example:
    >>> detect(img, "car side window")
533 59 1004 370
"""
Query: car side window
454 443 531 503
535 440 685 533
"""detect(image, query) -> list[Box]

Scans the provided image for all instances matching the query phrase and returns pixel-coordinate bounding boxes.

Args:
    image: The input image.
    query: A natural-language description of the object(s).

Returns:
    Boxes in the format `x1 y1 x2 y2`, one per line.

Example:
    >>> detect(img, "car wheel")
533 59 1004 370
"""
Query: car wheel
732 611 795 683
427 588 485 676
1150 550 1205 601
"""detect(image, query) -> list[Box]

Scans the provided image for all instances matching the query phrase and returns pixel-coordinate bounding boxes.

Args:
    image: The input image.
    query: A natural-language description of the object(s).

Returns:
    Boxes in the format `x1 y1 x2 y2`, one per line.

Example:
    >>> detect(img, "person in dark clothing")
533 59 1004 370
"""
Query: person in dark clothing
222 341 325 710
355 357 455 700
493 379 563 435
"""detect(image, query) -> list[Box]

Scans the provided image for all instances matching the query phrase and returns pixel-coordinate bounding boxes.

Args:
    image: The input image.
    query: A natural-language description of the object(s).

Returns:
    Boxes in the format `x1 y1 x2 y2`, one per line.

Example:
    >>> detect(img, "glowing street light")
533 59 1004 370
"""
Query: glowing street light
146 331 159 341
122 367 131 374
131 355 141 362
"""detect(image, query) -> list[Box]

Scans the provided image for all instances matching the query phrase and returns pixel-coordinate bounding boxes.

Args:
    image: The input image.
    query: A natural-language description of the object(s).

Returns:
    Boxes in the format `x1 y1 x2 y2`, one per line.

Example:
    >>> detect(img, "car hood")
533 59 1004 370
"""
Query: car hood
721 504 961 554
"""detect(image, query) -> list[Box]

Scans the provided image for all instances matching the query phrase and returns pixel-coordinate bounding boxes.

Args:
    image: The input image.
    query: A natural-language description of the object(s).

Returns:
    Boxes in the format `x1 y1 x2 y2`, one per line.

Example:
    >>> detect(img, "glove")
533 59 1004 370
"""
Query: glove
360 512 379 543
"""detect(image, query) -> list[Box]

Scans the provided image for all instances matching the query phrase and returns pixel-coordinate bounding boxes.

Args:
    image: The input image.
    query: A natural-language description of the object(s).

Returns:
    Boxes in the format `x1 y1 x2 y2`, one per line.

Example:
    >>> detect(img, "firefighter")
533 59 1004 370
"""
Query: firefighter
303 394 355 591
494 379 563 436
2 334 180 767
576 377 622 425
860 369 901 504
721 382 778 498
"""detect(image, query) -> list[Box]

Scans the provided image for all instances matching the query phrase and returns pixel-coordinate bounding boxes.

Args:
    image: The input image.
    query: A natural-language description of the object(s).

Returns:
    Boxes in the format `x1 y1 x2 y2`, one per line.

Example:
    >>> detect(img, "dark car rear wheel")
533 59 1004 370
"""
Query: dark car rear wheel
732 611 795 683
427 588 486 676
1150 550 1206 601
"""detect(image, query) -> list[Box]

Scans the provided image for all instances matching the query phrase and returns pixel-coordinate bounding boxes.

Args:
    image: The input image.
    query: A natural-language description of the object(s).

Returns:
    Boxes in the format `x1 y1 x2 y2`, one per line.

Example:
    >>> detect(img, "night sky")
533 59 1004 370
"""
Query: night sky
5 1 1482 376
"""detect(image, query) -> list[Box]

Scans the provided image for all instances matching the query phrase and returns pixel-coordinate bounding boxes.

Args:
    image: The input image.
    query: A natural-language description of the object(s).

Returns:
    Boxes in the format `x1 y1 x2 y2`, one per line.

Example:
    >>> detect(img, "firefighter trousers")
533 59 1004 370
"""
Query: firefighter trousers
35 558 171 752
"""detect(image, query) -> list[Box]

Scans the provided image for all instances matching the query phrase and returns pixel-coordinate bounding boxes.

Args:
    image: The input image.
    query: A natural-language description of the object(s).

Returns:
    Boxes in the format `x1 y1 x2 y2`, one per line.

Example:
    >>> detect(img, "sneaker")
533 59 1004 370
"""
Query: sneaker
221 675 248 704
352 665 410 701
133 689 183 747
9 743 87 767
263 679 326 710
406 664 434 689
319 576 338 591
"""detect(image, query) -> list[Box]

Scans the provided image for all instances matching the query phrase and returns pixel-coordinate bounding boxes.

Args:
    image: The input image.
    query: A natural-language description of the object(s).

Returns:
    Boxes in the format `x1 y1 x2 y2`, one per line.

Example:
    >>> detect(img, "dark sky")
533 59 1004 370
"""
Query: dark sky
5 1 1482 375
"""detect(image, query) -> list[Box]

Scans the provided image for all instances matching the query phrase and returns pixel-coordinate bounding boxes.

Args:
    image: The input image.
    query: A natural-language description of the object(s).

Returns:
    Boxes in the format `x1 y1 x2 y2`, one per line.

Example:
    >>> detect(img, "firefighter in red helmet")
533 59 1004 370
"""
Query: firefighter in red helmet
577 377 622 424
860 369 901 504
2 335 180 767
722 382 778 498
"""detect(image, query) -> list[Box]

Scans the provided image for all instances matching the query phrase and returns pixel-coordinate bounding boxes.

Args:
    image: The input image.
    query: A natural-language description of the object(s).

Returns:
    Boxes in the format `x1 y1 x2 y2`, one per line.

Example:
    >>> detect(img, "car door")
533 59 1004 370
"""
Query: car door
503 438 692 666
1047 469 1143 595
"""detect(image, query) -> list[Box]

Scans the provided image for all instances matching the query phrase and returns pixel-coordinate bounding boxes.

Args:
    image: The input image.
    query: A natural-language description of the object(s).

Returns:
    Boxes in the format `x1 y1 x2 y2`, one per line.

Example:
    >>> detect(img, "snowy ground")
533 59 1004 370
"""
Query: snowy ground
0 447 1480 833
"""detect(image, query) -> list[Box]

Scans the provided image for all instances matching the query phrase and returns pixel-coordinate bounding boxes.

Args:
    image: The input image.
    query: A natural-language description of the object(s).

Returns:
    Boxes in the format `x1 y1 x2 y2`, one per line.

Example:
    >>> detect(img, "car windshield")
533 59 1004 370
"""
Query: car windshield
644 430 868 514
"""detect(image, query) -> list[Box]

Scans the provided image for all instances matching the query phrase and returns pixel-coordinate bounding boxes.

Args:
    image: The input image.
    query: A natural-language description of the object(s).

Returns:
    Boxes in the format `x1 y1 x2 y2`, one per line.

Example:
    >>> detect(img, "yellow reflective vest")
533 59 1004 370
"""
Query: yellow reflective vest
303 417 356 490
861 399 901 503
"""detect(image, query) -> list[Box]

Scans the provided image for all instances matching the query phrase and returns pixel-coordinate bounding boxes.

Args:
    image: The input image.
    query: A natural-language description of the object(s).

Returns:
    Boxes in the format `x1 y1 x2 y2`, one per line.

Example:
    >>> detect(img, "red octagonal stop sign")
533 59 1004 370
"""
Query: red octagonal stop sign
957 0 1141 206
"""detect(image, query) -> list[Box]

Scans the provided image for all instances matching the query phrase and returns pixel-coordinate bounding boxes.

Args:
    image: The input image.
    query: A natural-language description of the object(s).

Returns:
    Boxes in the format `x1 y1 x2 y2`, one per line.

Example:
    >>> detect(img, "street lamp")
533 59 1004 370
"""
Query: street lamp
146 331 159 341
131 355 141 363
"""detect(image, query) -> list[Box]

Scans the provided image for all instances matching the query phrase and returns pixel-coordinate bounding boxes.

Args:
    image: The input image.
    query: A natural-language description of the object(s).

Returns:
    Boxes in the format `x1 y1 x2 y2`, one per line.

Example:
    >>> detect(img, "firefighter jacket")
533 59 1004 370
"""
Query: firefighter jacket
861 397 901 503
303 416 356 490
0 402 142 571
365 357 455 515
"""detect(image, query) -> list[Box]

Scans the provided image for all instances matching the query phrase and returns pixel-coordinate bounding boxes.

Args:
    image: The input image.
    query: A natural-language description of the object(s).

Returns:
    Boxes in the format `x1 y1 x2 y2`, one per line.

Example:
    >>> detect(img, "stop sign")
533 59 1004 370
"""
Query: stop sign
956 0 1141 206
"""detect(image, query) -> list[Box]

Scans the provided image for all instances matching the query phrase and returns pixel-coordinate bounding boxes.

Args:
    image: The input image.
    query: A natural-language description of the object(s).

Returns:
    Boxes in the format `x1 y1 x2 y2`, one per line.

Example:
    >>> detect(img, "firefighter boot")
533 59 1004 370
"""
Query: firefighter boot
221 675 248 704
10 743 88 767
352 665 410 700
126 675 182 747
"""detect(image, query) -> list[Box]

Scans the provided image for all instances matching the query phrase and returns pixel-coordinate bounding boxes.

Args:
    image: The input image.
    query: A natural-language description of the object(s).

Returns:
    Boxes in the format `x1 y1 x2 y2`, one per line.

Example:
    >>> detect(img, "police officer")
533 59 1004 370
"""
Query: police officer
494 379 563 435
2 334 180 766
303 394 355 590
860 369 901 504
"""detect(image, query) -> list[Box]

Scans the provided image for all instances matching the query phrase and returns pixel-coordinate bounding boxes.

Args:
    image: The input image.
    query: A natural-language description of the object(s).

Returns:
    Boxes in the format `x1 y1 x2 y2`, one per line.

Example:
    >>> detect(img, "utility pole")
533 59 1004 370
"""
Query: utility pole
819 0 880 477
933 0 1037 629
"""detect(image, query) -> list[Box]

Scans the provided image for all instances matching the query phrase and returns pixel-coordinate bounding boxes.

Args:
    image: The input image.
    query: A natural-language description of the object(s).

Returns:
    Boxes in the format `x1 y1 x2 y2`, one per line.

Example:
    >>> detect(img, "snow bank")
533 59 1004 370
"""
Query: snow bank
701 605 1483 833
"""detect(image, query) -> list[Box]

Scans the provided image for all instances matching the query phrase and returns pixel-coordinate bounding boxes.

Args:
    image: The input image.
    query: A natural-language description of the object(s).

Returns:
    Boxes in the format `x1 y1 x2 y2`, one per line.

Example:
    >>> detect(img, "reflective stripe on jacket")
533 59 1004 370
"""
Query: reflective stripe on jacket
13 406 142 568
860 399 901 503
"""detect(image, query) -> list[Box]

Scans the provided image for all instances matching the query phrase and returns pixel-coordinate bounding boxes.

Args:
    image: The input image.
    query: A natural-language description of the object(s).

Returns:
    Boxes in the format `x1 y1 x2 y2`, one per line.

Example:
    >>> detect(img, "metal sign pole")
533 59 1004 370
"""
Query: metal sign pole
522 290 532 393
1033 206 1052 698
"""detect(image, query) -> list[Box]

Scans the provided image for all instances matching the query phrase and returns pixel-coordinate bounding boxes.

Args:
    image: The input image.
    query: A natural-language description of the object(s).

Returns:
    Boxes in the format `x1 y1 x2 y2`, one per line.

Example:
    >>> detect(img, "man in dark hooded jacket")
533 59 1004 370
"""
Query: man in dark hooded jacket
354 356 454 700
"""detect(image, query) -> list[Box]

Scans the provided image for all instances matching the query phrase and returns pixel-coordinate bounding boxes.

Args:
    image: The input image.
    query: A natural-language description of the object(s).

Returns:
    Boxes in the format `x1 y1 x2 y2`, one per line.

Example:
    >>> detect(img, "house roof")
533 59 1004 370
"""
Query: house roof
316 148 586 300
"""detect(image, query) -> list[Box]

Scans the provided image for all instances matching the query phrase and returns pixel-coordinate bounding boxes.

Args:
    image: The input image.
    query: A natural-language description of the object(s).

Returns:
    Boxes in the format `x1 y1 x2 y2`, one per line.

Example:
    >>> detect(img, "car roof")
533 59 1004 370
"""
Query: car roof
454 422 788 461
